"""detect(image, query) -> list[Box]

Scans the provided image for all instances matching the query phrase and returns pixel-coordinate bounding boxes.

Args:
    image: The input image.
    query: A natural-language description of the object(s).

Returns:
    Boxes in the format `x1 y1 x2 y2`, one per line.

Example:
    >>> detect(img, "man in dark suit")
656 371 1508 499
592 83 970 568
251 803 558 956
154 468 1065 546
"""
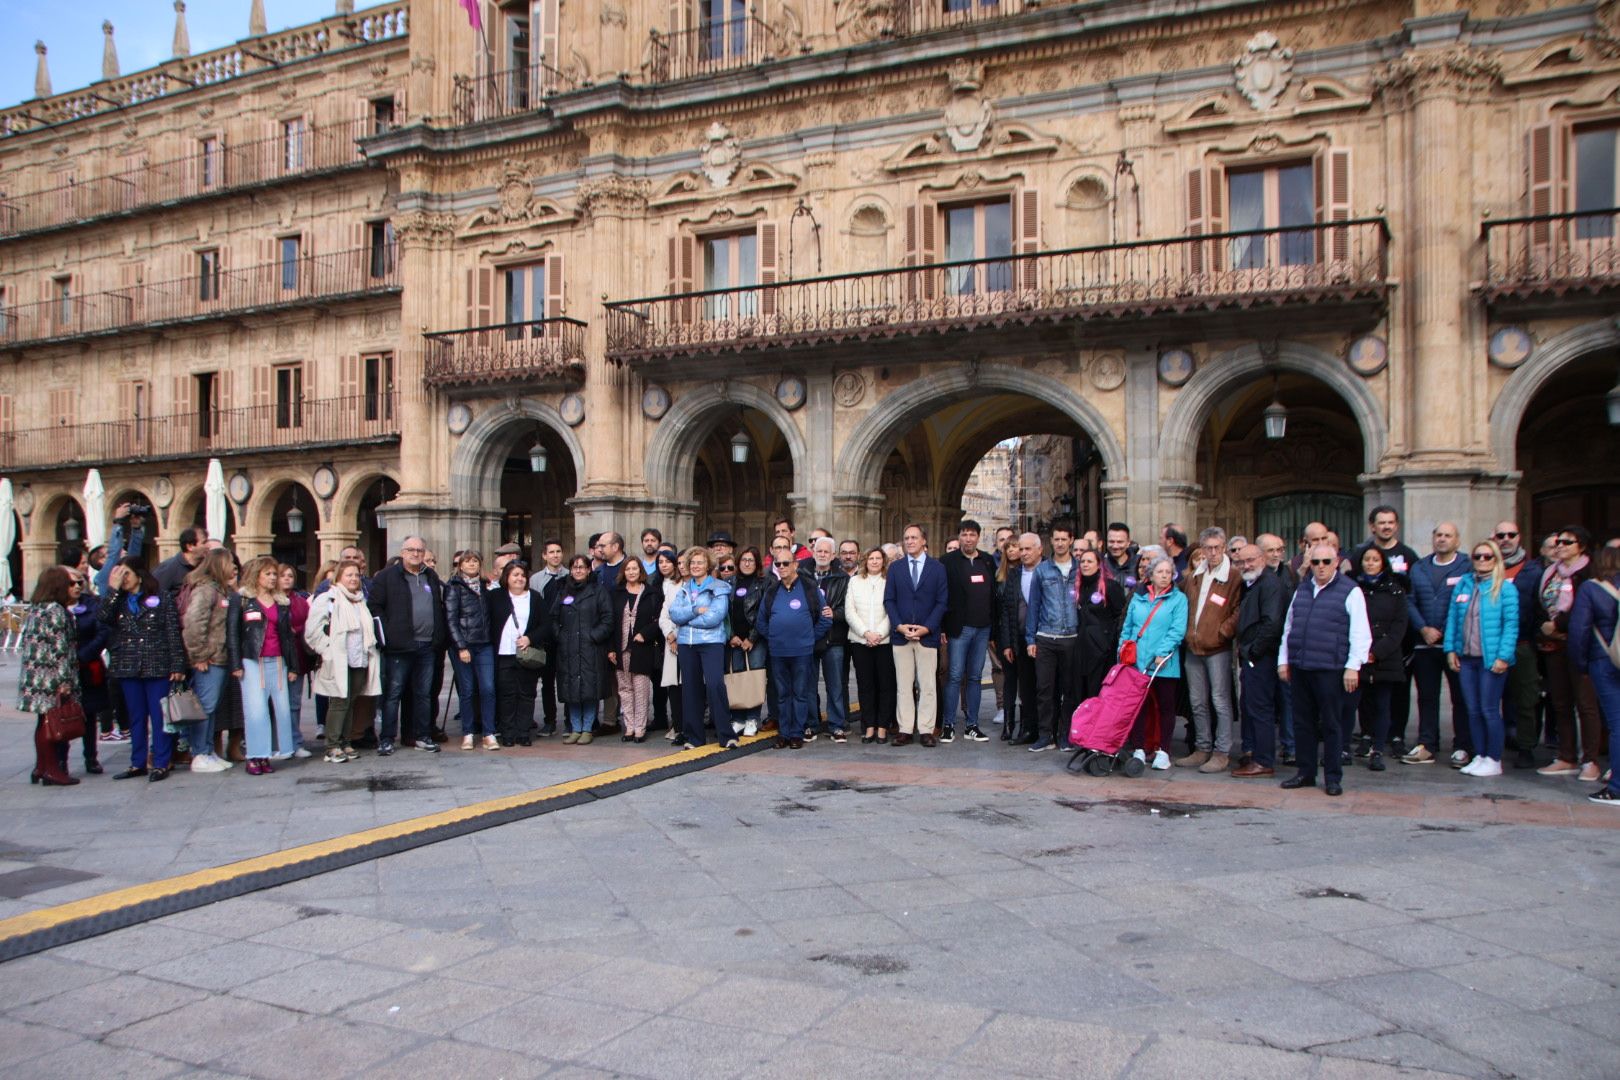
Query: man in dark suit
998 532 1043 743
883 524 949 747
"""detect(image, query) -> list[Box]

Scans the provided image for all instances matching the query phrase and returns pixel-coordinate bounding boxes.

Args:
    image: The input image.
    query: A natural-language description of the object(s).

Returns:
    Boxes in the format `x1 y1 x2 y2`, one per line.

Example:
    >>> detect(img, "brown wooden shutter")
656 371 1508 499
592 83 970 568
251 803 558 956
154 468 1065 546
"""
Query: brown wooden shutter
466 266 494 327
538 0 561 95
1186 167 1206 278
0 394 12 433
544 253 566 337
339 354 361 431
171 374 193 416
1018 188 1041 290
756 221 778 317
251 365 273 411
668 0 691 34
668 234 696 323
902 202 938 302
119 153 146 210
118 262 144 324
0 393 13 467
1326 148 1352 265
1206 164 1225 270
1527 121 1561 249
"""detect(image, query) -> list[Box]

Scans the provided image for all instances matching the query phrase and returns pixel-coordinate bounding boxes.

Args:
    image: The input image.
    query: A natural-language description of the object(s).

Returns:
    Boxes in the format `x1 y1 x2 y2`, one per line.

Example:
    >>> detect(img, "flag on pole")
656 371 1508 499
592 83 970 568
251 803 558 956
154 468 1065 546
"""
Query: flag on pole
460 0 483 32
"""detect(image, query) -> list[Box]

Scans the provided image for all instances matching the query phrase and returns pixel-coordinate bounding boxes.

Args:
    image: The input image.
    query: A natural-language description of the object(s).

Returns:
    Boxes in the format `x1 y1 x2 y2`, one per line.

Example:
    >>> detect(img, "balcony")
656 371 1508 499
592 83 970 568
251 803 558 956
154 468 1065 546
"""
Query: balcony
452 65 577 125
0 393 399 473
0 118 380 240
423 319 588 390
646 15 780 83
895 0 1030 36
0 244 400 350
1481 209 1620 311
0 5 407 138
605 220 1391 365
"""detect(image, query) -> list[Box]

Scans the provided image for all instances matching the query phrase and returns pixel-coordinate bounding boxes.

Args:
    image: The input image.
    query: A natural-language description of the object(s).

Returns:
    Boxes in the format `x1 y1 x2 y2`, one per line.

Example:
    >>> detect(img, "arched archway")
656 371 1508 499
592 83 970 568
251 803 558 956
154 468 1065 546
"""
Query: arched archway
447 403 583 556
644 381 807 506
1490 317 1620 476
108 488 160 542
449 402 585 510
1506 341 1620 540
262 482 320 587
355 476 400 573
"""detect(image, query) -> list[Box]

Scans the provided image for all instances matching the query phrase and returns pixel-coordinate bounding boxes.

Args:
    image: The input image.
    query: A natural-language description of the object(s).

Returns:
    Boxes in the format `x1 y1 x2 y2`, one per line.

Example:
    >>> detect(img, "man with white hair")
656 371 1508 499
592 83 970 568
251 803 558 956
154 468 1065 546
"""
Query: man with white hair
1279 542 1372 796
806 536 850 742
1178 527 1243 773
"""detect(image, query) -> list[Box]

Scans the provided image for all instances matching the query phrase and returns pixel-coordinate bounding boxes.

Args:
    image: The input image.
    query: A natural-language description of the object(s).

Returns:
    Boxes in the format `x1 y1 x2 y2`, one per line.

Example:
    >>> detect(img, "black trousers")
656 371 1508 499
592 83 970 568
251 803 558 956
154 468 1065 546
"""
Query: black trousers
495 656 540 743
850 643 896 733
1291 669 1354 785
1413 648 1468 753
540 652 558 730
1034 636 1079 744
1005 647 1038 738
1357 680 1395 752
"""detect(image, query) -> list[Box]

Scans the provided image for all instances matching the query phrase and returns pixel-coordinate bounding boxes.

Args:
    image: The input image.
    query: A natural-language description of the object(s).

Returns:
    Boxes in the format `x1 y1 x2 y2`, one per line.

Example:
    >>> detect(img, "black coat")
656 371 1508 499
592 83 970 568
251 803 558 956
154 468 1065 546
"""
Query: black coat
1358 574 1411 683
226 595 302 675
485 586 546 652
1076 572 1126 671
71 599 112 715
368 563 448 653
546 577 612 703
941 549 999 636
1237 570 1288 664
97 589 187 680
809 564 849 649
444 574 492 649
729 572 767 642
998 564 1036 652
611 585 664 678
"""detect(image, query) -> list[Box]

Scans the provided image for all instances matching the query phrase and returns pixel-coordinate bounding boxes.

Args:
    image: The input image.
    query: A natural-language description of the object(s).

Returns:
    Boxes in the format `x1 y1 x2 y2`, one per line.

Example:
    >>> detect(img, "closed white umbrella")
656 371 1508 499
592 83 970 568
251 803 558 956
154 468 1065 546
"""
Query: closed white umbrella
204 458 227 543
82 468 107 552
0 479 14 600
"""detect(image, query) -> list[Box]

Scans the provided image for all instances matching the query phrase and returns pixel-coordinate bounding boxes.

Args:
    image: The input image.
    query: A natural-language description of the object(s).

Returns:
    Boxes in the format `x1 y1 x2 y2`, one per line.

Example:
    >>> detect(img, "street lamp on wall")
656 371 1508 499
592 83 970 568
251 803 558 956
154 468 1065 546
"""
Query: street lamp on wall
1263 378 1288 440
730 428 751 464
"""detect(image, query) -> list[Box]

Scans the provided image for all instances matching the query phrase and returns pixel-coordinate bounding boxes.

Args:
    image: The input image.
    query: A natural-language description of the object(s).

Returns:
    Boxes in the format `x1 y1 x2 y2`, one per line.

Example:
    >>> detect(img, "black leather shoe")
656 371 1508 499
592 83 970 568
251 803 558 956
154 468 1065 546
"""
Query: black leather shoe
148 767 170 783
1279 775 1315 789
113 767 148 780
1324 782 1343 796
84 762 104 775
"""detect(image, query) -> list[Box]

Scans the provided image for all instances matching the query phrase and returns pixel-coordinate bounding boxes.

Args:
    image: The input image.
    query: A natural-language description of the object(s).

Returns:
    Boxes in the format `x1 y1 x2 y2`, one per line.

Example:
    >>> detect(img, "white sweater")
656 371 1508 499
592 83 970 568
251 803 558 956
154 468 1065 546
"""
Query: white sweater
845 574 892 644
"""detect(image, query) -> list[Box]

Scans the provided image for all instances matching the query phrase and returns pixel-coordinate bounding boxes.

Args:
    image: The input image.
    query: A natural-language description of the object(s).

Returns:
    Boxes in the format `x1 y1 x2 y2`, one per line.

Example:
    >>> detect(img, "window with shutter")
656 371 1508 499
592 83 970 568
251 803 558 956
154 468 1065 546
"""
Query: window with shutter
702 230 758 319
273 363 304 430
535 0 560 95
699 0 749 65
1226 161 1310 269
466 266 495 328
941 198 1012 296
503 261 547 333
1571 123 1618 239
282 117 308 173
668 233 696 323
192 372 214 443
1018 188 1041 291
368 220 397 278
504 5 533 110
340 353 362 428
544 253 565 338
198 249 221 302
363 353 394 422
278 236 302 292
756 222 778 317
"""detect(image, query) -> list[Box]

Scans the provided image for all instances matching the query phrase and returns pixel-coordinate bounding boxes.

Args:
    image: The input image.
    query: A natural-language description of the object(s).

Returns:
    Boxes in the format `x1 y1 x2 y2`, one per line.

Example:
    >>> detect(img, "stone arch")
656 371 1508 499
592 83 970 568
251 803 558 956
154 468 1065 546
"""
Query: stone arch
1489 316 1620 474
1158 341 1388 483
335 466 404 529
449 401 585 509
644 382 807 504
32 491 84 541
243 473 322 538
836 363 1126 494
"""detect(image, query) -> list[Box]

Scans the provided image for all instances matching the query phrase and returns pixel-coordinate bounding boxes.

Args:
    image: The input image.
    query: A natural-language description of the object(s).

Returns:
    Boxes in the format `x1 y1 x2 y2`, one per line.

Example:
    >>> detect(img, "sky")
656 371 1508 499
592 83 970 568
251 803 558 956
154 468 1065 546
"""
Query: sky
0 0 395 109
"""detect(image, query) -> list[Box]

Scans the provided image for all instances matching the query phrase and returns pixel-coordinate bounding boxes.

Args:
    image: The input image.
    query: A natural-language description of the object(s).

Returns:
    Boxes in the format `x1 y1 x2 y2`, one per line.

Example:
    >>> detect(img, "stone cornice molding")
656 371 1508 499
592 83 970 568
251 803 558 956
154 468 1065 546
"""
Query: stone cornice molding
393 209 457 246
1373 46 1503 104
575 175 652 221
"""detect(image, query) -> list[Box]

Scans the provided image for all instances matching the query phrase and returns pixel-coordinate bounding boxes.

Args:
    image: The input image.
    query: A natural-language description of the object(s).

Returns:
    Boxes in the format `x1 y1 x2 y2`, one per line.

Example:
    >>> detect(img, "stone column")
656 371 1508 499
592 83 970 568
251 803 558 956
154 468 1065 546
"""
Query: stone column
20 539 55 596
800 373 836 525
831 493 883 551
1121 346 1161 533
231 533 276 560
315 528 360 565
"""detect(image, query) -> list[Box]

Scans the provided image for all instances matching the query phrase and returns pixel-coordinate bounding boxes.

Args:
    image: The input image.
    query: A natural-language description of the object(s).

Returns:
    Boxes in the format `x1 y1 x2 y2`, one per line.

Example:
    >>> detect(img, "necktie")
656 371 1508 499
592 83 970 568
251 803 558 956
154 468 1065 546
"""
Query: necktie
911 559 920 587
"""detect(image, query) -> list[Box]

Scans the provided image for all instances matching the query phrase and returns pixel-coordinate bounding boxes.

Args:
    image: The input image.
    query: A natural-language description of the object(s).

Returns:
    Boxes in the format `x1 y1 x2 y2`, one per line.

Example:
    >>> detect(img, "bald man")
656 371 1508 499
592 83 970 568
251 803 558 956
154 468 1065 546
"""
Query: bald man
1290 522 1331 577
1404 521 1470 765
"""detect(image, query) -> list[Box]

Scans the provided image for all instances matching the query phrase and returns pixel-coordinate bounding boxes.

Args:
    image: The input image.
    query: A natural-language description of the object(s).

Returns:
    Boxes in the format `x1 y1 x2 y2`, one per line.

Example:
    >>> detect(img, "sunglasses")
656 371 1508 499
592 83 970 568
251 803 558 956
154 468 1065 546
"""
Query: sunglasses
1494 531 1518 540
1309 558 1337 566
774 560 794 568
718 565 736 573
1472 553 1496 562
1556 537 1579 546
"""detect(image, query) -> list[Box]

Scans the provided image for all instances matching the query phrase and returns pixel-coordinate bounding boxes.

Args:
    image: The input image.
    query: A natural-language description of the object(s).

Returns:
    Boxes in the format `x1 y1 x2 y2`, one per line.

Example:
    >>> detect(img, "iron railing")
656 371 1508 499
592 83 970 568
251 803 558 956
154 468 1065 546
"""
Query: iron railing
895 0 1030 35
451 63 576 124
0 117 379 238
423 318 588 388
0 393 399 471
1481 209 1620 299
646 15 779 83
605 219 1390 361
0 243 400 349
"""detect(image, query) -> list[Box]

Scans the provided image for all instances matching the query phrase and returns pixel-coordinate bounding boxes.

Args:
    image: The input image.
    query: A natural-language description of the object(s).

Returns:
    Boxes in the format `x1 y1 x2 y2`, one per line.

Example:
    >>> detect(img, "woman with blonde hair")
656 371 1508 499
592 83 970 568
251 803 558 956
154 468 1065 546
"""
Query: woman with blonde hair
305 559 379 763
669 545 732 749
1445 538 1519 778
181 549 240 773
228 555 301 775
846 547 895 743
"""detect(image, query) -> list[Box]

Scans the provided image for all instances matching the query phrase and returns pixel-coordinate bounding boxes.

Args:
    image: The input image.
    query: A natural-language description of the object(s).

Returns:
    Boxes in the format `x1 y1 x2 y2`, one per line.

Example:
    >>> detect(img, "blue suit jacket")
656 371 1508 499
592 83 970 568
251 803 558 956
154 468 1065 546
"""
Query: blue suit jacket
883 555 949 647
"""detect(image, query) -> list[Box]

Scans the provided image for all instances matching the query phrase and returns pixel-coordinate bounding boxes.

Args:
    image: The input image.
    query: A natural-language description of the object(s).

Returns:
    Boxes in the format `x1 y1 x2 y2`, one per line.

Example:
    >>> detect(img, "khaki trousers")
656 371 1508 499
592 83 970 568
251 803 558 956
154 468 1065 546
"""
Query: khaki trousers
893 640 939 735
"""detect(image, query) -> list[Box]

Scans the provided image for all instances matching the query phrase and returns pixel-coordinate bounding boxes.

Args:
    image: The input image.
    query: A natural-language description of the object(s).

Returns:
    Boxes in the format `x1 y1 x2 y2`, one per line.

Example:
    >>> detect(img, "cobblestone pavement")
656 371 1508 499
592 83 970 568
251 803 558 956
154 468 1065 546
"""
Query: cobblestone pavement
0 655 1615 1079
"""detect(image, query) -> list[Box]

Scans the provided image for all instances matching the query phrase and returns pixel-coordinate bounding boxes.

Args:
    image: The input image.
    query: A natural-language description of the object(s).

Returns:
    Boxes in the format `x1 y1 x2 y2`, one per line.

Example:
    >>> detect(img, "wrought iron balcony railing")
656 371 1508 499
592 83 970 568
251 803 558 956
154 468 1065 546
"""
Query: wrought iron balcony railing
0 393 398 472
605 219 1390 362
1481 209 1620 301
451 64 577 125
895 0 1031 35
0 117 380 239
0 244 400 349
423 318 588 389
646 15 779 83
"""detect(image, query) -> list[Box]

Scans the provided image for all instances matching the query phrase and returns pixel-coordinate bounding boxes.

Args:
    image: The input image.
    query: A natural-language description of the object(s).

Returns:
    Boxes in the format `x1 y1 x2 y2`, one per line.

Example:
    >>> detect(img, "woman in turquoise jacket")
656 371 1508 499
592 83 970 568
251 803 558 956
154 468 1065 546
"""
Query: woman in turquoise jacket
1118 557 1188 770
1443 539 1519 778
669 546 733 749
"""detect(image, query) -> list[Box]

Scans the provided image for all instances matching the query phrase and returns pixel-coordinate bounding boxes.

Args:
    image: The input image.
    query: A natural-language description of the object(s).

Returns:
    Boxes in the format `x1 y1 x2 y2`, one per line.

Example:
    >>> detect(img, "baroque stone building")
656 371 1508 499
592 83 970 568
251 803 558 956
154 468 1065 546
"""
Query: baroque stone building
3 0 1619 591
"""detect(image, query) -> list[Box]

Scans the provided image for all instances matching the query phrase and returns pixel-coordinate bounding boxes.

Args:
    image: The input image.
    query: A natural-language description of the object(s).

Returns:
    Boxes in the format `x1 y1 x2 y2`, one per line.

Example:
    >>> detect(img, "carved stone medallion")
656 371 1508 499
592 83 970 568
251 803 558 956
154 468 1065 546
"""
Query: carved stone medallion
833 371 865 408
1235 32 1294 111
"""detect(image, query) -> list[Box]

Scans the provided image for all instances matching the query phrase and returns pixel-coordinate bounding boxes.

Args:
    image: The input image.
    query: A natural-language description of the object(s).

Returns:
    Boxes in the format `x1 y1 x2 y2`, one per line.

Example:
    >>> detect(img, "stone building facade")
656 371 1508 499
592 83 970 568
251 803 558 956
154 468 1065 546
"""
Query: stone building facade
3 0 1619 591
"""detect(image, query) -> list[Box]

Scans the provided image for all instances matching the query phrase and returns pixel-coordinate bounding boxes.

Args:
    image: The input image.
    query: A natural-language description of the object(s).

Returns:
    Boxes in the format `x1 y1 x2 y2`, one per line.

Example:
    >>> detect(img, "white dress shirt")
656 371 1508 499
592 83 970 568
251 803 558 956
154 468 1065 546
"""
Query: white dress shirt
1278 573 1373 671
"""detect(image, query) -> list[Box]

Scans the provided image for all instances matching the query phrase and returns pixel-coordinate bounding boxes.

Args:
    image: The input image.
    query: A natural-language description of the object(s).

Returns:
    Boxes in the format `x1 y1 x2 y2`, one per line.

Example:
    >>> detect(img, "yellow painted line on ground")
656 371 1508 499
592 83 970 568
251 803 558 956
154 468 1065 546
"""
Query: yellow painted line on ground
0 736 768 946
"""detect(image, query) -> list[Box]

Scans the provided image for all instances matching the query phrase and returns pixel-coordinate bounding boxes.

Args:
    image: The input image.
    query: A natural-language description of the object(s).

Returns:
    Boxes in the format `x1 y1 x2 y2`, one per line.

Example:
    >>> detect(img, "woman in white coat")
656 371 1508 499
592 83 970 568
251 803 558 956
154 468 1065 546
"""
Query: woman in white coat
304 560 381 763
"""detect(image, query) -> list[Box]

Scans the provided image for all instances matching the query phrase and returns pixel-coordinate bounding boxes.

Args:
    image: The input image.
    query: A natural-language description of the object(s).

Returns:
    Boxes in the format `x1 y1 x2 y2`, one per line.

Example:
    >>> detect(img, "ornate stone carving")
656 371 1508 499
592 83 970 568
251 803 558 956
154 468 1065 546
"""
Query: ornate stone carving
1234 31 1294 111
700 121 742 188
1088 353 1126 392
1589 0 1620 58
946 59 984 93
600 2 627 28
465 160 539 227
943 65 994 152
1374 46 1502 100
835 0 894 45
833 371 865 408
393 209 458 244
410 56 436 74
575 175 651 220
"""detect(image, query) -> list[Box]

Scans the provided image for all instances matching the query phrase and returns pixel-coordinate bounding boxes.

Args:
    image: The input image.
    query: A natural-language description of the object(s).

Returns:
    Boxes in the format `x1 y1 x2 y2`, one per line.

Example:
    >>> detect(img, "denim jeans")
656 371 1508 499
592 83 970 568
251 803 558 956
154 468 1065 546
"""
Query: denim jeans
190 664 228 756
451 644 497 737
566 700 598 734
1185 649 1236 754
382 642 436 743
240 657 294 759
287 674 306 747
1588 657 1620 795
771 653 817 740
1413 648 1467 753
1457 656 1509 761
813 644 848 734
943 625 991 729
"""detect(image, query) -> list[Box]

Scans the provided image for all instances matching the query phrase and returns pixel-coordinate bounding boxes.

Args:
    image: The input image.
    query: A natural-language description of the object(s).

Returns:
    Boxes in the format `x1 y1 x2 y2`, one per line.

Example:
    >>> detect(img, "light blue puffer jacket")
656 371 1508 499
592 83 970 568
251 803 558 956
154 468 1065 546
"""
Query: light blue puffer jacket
669 575 732 646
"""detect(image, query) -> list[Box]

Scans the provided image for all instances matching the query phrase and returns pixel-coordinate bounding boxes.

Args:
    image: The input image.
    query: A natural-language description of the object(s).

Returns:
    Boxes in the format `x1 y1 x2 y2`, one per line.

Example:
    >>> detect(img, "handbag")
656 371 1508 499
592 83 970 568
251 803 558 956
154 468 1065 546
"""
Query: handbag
510 615 546 669
723 666 767 710
43 692 87 743
162 688 207 733
1118 595 1168 668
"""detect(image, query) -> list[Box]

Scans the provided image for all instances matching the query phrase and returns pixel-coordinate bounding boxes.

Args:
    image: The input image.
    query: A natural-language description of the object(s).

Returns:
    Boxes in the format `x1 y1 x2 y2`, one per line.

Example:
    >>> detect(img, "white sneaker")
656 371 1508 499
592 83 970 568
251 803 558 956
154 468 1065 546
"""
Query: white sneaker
991 709 1004 725
1460 757 1481 776
1472 757 1503 777
1151 750 1171 771
1133 748 1146 762
462 734 476 751
732 721 744 735
189 754 229 773
744 720 758 737
291 747 313 759
269 751 292 760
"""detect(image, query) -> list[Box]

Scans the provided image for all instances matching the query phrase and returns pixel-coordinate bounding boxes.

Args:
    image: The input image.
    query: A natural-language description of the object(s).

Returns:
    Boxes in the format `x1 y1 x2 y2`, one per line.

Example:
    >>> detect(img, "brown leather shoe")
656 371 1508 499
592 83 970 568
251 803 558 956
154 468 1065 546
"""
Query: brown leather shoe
1173 750 1211 768
920 733 937 747
1198 753 1230 774
1235 753 1254 770
892 733 914 746
1232 762 1275 778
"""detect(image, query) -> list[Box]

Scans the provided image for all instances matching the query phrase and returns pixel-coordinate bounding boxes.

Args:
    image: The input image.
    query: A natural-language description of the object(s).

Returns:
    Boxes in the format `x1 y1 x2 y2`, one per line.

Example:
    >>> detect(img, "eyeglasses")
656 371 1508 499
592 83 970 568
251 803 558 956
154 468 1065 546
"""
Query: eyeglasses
401 546 426 554
1494 531 1518 540
1471 553 1496 562
1556 537 1579 546
1309 558 1337 566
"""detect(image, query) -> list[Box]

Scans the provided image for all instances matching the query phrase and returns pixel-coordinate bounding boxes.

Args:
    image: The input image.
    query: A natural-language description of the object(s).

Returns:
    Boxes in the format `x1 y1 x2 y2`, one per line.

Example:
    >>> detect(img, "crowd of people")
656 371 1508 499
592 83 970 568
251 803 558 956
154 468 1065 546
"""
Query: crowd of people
15 505 1620 806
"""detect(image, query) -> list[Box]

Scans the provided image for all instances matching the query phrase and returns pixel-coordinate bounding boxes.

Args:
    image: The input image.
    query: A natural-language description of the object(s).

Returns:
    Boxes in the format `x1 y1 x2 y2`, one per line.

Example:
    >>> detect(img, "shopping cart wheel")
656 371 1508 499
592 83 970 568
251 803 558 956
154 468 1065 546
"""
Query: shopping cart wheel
1083 753 1113 777
1122 754 1146 778
1065 748 1091 774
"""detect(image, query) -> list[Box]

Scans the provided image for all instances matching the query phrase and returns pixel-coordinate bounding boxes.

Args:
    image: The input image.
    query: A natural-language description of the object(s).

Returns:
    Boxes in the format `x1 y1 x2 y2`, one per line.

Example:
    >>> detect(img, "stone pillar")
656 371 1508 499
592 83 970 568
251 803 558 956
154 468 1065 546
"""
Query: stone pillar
231 533 276 560
1121 346 1161 533
832 493 883 552
20 539 55 596
316 528 360 565
800 373 836 525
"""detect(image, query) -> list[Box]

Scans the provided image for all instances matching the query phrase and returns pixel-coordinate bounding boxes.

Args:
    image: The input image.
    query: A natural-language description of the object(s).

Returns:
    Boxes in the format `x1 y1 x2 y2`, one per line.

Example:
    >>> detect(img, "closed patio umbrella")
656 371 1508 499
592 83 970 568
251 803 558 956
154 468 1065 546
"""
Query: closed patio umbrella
82 468 106 552
0 479 14 599
205 458 227 543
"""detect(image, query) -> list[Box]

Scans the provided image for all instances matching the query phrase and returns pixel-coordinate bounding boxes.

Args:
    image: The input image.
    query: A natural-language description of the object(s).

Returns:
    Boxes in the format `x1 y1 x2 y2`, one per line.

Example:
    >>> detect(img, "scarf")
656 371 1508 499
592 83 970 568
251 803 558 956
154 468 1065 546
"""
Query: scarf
328 584 375 649
1542 554 1589 616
